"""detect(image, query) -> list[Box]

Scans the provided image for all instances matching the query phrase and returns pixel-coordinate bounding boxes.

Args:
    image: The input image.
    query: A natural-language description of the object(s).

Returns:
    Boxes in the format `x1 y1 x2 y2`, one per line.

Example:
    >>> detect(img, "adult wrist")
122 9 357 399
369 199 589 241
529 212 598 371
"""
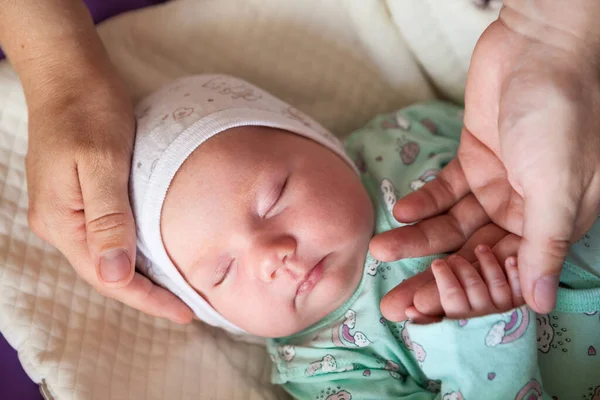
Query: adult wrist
0 1 127 111
18 36 126 106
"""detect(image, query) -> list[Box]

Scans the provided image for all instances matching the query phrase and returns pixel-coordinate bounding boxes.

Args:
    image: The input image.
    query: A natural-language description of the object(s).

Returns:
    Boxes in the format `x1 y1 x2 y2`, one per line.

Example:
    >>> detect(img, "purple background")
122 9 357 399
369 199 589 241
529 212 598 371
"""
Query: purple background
0 1 168 398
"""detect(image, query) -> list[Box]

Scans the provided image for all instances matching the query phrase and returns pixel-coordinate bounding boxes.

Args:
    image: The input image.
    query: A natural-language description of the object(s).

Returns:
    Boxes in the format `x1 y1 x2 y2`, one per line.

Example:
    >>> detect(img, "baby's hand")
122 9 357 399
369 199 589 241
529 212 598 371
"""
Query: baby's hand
406 245 524 323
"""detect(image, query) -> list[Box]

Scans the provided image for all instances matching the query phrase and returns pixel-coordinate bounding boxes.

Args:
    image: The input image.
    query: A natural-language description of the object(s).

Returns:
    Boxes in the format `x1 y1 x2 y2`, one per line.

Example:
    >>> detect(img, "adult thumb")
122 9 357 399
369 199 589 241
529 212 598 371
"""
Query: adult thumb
518 181 578 314
79 158 137 288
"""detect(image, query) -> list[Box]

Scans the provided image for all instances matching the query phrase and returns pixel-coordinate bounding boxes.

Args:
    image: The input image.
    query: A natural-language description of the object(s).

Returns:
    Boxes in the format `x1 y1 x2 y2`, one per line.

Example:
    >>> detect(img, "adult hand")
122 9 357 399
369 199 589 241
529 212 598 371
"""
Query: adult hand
1 0 193 323
371 0 600 316
380 222 523 323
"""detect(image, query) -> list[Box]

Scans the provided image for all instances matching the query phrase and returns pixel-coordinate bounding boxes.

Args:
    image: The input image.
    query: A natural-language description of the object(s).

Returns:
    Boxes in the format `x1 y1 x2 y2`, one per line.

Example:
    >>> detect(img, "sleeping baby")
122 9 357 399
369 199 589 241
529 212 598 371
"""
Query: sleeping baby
130 75 600 399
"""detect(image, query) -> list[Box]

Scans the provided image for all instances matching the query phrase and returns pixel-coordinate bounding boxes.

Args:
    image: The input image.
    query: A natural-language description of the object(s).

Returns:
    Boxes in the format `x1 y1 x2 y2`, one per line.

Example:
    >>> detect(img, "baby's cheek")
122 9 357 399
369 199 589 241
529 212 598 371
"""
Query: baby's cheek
326 184 372 227
215 288 297 337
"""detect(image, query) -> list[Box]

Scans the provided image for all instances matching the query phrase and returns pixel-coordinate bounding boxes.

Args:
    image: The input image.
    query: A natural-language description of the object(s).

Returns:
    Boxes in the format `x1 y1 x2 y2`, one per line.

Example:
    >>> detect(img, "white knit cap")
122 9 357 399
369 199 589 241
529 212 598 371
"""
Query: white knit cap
130 75 356 337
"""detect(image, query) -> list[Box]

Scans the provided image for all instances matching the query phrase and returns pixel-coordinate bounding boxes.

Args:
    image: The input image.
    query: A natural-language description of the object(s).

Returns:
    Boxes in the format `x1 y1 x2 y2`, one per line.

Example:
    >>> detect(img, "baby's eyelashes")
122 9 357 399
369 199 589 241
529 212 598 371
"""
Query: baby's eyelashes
262 176 289 218
213 258 236 286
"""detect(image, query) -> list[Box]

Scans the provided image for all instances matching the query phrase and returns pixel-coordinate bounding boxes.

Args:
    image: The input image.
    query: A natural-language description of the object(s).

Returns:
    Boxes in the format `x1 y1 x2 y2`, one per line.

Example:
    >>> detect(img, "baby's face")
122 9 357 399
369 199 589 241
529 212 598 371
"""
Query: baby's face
162 127 374 337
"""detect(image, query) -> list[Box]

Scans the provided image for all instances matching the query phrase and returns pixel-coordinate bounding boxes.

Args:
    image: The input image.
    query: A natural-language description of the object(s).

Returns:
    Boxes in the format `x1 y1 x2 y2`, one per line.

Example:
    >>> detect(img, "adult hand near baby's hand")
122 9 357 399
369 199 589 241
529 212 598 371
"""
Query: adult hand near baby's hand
1 0 193 324
371 0 600 318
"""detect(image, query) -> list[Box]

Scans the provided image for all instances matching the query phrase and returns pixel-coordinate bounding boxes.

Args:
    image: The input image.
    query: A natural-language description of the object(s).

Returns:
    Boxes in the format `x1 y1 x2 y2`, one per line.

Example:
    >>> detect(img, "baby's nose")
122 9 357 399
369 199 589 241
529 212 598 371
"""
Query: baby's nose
256 235 298 282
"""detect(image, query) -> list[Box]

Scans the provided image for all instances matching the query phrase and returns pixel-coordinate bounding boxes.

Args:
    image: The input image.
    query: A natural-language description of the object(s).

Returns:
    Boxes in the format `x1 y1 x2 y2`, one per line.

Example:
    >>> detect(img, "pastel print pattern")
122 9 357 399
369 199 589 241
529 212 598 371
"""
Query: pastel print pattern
536 313 571 354
410 169 439 191
172 106 194 120
352 331 371 347
305 354 337 376
442 391 464 400
400 322 427 362
201 76 262 101
536 314 554 353
384 360 402 380
397 138 420 165
584 311 600 322
485 306 530 347
277 344 296 362
380 179 397 213
420 118 438 134
326 390 352 400
331 310 372 348
365 255 381 276
381 113 411 130
514 379 543 400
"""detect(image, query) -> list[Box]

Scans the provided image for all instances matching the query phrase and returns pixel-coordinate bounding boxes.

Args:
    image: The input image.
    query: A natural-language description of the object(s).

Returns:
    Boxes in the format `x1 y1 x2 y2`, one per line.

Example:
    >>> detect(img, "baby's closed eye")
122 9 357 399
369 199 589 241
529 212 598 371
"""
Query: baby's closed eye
261 176 289 218
213 258 236 286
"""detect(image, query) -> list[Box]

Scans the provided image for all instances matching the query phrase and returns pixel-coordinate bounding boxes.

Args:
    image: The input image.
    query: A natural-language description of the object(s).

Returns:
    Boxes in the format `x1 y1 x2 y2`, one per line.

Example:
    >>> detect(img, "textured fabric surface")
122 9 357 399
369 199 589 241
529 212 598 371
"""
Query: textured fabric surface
386 0 500 103
0 0 495 398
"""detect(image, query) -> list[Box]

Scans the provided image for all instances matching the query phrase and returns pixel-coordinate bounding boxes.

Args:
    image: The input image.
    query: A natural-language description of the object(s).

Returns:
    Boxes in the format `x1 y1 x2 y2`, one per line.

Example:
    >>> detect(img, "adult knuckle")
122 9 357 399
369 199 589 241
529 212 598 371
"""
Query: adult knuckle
422 178 455 214
86 212 129 235
544 238 571 260
437 176 458 202
445 215 469 243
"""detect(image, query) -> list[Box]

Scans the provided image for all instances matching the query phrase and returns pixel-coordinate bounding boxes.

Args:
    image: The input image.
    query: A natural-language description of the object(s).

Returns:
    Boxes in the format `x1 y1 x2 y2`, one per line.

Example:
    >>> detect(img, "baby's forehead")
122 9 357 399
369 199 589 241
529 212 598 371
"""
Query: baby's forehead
182 125 334 172
167 125 339 221
168 129 286 201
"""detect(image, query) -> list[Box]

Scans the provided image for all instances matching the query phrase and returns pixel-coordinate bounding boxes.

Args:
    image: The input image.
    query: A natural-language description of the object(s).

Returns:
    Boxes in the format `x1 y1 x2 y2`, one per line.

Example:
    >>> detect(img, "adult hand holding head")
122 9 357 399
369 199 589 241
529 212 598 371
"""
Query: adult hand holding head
0 0 193 323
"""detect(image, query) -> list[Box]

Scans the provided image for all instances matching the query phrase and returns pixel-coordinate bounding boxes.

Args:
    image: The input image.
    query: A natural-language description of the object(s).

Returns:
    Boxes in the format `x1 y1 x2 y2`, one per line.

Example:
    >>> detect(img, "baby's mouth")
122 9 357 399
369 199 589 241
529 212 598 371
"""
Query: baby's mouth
296 255 328 296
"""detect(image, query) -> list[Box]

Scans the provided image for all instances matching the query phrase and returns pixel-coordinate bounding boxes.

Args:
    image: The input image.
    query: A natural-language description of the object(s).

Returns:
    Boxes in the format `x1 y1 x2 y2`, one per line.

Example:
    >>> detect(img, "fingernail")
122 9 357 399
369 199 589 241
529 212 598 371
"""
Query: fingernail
533 275 559 312
506 256 517 268
476 245 489 253
100 249 131 282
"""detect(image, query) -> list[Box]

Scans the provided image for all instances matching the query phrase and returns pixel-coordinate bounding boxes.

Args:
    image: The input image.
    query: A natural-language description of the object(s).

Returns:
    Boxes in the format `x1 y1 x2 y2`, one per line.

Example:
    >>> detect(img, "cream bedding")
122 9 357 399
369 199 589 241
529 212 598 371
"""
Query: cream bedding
0 0 497 398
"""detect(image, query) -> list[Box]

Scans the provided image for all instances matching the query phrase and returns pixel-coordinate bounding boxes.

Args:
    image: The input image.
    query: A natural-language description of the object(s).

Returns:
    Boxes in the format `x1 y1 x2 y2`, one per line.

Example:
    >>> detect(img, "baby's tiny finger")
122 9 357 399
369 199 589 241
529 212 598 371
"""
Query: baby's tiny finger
476 245 512 311
449 255 494 314
432 259 470 317
505 257 525 307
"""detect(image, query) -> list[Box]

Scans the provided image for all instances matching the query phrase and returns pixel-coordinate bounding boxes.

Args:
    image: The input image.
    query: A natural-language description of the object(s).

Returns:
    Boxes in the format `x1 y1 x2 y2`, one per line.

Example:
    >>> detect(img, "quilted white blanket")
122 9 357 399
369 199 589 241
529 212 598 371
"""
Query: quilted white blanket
0 0 497 398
